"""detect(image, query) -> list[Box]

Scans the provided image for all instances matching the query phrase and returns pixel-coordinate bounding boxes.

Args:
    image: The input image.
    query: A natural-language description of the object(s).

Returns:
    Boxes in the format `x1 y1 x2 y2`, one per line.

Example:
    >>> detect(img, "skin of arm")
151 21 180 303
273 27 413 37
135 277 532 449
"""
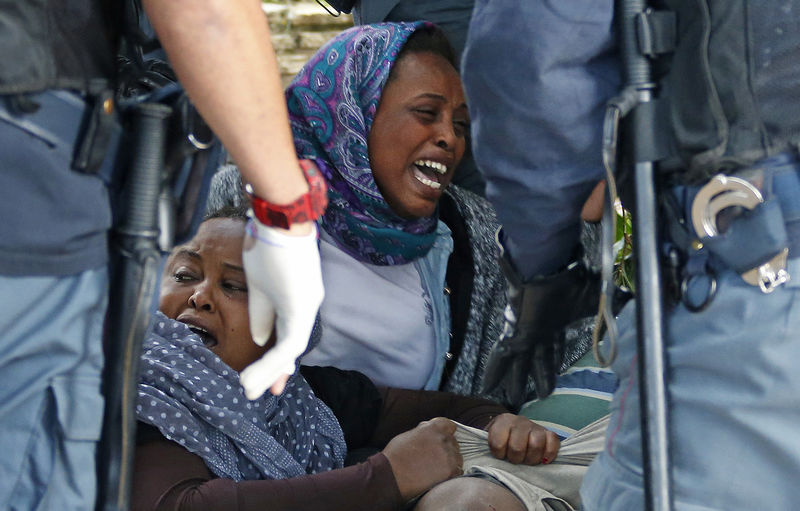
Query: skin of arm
141 0 311 235
143 0 327 397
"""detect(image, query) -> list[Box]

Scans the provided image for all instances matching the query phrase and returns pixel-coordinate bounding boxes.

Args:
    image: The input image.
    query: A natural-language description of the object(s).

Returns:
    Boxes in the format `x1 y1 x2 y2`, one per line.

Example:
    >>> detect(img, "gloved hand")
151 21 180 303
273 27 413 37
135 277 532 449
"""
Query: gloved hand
482 247 600 408
239 217 324 400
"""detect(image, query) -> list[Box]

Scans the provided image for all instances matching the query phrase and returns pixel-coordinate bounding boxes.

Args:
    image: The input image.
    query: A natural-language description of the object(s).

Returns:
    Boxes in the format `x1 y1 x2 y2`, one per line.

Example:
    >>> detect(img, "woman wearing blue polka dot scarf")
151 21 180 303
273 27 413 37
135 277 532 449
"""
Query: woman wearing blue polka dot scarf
133 22 566 511
134 201 558 511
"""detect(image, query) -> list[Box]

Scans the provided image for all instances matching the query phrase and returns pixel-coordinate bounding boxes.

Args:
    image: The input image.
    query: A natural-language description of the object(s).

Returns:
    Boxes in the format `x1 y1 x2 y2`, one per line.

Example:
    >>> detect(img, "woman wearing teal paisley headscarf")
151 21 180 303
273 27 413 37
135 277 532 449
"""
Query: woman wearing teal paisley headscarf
287 21 438 266
289 22 518 402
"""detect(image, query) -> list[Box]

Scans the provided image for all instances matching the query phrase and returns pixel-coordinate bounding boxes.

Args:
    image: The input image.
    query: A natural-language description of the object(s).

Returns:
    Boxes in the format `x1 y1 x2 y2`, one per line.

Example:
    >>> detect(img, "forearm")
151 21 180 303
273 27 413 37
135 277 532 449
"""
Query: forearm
133 433 404 511
172 456 402 511
237 454 402 511
141 0 307 206
370 388 508 447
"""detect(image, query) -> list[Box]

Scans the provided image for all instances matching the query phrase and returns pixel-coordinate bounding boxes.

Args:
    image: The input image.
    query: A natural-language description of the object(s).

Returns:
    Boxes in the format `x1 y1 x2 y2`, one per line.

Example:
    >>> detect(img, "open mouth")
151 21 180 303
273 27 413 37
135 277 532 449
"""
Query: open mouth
188 325 218 348
413 159 448 190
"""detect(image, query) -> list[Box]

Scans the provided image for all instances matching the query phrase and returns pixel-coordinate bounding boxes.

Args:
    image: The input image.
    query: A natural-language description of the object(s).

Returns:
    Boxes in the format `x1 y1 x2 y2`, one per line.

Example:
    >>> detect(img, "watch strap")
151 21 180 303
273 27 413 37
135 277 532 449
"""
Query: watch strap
248 159 328 229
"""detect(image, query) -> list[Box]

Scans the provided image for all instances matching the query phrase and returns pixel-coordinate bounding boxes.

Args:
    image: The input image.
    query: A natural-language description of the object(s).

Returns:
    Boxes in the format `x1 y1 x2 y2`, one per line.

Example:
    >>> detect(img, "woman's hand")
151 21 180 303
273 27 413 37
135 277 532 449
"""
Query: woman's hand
486 413 560 465
382 417 463 501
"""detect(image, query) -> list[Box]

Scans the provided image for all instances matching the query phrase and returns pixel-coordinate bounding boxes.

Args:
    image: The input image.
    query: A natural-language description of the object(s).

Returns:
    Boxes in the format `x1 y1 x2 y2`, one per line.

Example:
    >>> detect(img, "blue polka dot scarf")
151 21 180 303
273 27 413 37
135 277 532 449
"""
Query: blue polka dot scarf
137 312 347 481
287 22 439 266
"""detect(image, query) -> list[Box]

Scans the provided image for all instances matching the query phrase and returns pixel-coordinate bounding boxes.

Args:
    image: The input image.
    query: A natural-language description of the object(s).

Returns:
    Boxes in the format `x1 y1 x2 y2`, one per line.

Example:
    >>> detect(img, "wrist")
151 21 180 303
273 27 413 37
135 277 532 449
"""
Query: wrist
247 171 309 204
247 217 318 244
383 451 415 501
246 159 327 231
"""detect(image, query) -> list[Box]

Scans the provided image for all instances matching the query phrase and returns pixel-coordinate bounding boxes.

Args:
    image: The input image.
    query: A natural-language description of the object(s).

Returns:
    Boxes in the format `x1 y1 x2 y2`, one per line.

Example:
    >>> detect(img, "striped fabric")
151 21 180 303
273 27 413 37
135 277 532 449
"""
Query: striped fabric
518 351 617 439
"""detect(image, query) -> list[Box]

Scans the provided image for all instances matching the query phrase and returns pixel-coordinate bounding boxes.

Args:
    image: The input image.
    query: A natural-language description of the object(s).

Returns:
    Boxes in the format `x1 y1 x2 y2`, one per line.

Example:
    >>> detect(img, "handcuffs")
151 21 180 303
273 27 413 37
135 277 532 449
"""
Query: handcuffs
687 174 790 303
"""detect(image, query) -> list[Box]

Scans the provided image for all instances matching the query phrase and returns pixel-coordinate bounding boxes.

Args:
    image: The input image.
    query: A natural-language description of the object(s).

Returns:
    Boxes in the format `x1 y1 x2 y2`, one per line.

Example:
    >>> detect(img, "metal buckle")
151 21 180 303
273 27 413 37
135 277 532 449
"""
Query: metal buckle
691 174 790 293
741 248 789 293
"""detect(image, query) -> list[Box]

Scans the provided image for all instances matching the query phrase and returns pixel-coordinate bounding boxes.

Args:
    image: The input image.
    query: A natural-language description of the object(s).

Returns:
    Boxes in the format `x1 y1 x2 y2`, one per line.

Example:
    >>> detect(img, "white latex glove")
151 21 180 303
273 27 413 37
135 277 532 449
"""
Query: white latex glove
239 217 324 400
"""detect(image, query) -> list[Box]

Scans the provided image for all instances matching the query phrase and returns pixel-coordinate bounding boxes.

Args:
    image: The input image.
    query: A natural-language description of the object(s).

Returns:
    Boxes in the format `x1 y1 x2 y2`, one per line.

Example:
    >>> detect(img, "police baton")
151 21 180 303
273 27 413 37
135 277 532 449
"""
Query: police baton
96 102 172 511
602 0 673 509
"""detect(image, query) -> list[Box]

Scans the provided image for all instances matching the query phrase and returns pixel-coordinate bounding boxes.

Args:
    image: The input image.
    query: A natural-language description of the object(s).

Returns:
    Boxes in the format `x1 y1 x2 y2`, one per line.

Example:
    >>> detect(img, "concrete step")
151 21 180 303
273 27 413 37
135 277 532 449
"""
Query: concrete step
262 1 353 30
278 52 316 77
262 1 354 85
297 30 345 50
288 2 353 28
271 29 345 52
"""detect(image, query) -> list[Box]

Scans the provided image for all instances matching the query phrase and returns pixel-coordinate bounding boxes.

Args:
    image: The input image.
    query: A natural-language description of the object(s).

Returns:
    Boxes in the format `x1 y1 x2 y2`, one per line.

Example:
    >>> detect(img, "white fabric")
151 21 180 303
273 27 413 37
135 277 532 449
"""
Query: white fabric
302 229 437 389
239 218 324 400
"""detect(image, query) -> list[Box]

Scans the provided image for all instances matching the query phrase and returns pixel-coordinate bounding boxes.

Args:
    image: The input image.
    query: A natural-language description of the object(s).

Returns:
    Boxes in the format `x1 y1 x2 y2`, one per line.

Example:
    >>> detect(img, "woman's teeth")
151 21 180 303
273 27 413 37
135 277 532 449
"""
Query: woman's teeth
415 174 441 189
414 159 448 174
413 160 447 189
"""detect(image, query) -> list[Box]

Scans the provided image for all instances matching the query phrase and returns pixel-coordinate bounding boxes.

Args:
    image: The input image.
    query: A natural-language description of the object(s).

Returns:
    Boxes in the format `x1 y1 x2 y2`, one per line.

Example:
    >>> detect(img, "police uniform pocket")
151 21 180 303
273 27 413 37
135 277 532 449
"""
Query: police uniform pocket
6 375 104 510
51 374 104 442
48 375 105 509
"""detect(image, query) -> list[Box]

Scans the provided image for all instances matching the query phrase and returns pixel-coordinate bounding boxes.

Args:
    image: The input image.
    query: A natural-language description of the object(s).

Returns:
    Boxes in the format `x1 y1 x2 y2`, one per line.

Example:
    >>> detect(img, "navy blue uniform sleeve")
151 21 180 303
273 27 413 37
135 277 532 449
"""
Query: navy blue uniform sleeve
462 0 619 278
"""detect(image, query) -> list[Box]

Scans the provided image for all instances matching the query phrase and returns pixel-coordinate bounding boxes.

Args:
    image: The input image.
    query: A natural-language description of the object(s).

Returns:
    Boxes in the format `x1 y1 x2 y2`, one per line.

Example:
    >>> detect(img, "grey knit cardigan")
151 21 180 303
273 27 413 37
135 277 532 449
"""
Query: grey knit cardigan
438 185 594 409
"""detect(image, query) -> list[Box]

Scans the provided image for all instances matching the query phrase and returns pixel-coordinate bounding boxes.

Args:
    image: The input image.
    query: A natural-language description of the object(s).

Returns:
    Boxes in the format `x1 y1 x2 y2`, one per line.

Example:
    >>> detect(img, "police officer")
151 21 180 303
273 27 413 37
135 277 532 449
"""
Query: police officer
463 1 800 509
0 1 325 509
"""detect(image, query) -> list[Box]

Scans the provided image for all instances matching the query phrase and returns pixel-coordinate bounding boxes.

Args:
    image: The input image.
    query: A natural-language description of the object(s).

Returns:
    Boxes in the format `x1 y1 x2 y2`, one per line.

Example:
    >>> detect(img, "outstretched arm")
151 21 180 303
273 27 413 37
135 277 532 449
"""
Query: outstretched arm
141 0 305 206
368 388 508 447
142 0 324 397
132 426 404 511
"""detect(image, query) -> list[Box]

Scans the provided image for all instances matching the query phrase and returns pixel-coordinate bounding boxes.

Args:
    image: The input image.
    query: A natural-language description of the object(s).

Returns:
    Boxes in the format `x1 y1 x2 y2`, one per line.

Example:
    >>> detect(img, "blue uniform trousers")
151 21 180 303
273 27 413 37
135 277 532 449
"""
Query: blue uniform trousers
582 159 800 510
0 270 107 511
0 90 110 511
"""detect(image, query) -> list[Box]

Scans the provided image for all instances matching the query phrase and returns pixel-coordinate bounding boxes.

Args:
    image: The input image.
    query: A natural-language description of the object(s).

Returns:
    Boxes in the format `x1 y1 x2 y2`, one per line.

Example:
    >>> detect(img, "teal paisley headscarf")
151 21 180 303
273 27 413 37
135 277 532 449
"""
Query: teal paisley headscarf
286 22 438 266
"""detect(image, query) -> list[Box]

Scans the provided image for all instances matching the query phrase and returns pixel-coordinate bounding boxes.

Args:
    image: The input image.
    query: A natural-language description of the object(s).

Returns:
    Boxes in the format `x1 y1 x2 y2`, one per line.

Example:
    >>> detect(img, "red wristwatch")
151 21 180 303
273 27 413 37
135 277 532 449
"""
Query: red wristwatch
246 159 328 229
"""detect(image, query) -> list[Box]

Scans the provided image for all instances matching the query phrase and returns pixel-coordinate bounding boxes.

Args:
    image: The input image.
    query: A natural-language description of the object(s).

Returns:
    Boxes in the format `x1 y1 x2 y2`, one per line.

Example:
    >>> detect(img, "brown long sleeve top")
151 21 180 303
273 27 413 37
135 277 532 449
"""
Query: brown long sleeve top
132 370 507 511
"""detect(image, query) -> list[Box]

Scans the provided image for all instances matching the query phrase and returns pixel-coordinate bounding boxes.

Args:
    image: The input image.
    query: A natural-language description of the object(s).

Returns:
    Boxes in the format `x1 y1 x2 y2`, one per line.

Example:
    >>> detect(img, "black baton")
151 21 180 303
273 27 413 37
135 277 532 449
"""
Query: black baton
96 102 172 511
616 0 673 509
